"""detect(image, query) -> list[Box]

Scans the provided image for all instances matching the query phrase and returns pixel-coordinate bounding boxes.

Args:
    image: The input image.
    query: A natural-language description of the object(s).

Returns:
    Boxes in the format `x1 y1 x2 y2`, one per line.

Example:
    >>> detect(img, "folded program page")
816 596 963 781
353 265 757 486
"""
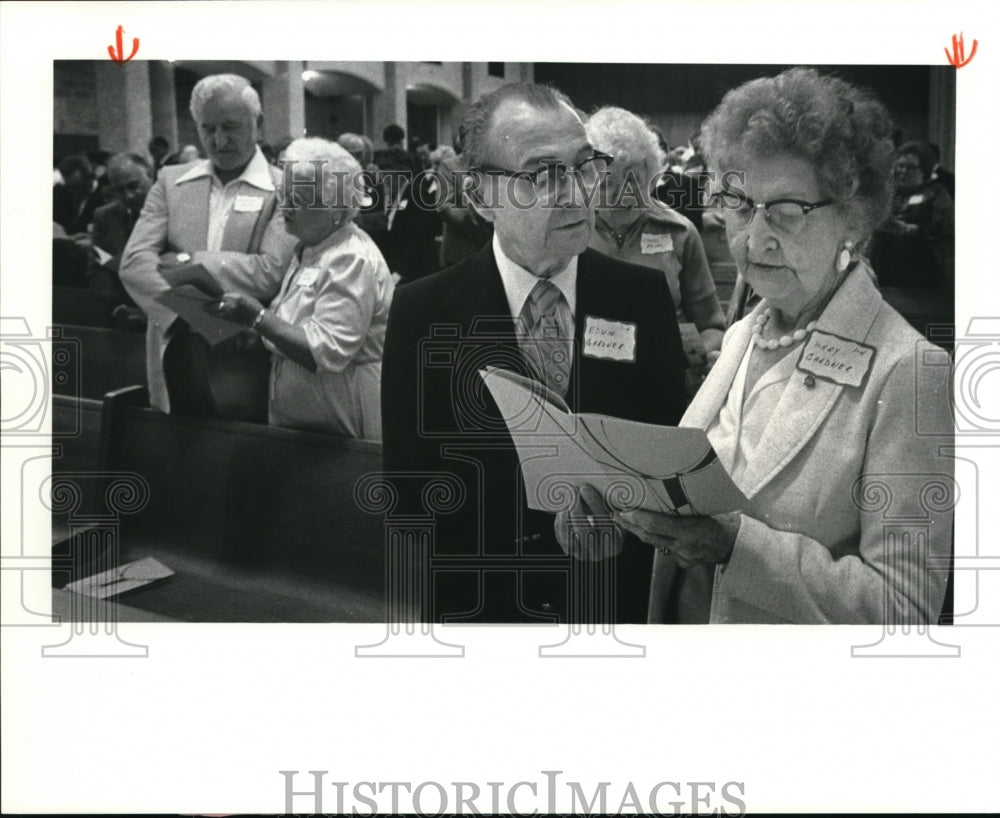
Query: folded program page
480 366 747 516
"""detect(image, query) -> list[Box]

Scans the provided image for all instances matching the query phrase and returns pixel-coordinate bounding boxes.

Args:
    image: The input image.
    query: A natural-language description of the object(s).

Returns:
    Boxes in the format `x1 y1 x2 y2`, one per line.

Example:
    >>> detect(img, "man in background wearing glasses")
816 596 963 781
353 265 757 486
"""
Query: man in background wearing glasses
381 82 688 625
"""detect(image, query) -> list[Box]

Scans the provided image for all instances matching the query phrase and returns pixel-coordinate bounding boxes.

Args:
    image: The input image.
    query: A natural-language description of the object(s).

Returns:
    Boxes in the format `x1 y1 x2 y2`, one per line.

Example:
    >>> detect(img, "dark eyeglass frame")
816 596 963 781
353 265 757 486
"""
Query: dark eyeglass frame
709 192 836 233
471 151 615 188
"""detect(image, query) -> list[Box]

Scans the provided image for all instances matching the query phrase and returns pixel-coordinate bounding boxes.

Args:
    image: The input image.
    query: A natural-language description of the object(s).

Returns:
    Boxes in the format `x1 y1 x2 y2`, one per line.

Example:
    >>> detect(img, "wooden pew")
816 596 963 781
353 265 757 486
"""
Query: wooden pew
53 285 111 328
54 324 146 400
52 394 103 474
53 386 387 622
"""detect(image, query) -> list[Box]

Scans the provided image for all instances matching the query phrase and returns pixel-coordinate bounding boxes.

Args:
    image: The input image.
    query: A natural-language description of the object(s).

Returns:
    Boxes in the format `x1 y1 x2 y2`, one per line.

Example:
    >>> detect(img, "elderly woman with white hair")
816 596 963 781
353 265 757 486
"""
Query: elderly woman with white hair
210 138 394 440
566 69 954 626
586 106 726 378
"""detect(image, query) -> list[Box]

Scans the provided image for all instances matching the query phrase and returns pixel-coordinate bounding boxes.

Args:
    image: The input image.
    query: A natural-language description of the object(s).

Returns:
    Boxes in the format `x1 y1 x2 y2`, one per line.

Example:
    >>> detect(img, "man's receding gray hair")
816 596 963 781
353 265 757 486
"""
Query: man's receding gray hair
459 82 577 171
189 73 262 123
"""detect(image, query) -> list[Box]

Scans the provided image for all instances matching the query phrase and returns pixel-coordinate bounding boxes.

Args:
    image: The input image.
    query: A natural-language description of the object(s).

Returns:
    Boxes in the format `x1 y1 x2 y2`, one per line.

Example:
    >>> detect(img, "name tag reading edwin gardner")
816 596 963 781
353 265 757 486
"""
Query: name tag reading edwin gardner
797 330 875 388
584 316 637 362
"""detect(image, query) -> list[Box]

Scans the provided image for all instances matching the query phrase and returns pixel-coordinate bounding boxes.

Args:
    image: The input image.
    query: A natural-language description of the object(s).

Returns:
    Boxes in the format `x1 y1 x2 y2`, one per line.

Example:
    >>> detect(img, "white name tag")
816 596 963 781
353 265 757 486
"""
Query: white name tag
906 193 926 206
583 316 637 362
640 232 673 254
234 195 265 213
297 266 321 287
797 330 875 388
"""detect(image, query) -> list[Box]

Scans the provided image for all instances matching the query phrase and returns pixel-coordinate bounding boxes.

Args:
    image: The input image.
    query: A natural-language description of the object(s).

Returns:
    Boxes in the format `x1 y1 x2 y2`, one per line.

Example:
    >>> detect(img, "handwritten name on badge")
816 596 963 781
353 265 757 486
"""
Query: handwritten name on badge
234 195 264 213
584 317 637 362
641 233 673 254
797 330 875 388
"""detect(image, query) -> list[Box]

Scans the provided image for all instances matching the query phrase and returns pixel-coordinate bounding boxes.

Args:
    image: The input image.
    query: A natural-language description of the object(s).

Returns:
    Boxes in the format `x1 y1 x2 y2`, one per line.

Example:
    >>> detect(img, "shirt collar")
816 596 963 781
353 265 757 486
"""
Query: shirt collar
298 221 355 265
174 146 275 191
492 233 577 320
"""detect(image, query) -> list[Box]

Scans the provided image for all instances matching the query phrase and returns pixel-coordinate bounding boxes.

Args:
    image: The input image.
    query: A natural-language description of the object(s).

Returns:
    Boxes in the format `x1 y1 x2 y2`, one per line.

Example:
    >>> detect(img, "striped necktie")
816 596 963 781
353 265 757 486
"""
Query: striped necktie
521 278 572 397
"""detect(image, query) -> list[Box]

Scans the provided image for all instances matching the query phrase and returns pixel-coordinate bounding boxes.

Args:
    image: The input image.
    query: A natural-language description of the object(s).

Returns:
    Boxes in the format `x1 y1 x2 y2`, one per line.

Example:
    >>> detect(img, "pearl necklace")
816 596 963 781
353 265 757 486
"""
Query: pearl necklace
751 308 817 350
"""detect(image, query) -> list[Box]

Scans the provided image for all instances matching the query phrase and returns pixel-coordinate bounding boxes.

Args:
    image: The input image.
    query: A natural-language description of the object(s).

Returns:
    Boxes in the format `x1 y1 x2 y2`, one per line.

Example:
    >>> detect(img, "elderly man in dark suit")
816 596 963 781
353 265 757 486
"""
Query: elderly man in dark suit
84 152 153 330
382 83 688 624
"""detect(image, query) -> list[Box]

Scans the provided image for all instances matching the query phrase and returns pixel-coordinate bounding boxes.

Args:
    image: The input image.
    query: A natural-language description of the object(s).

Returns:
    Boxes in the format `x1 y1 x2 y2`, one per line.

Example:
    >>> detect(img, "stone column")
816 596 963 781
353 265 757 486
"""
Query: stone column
370 62 407 145
261 60 306 145
95 61 153 155
148 61 179 152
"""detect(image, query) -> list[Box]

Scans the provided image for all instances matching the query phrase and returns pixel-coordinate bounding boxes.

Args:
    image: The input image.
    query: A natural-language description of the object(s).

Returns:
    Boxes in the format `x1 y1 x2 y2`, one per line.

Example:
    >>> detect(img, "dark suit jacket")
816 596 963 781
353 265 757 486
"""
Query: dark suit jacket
85 200 140 316
381 243 688 624
383 171 443 283
53 184 103 236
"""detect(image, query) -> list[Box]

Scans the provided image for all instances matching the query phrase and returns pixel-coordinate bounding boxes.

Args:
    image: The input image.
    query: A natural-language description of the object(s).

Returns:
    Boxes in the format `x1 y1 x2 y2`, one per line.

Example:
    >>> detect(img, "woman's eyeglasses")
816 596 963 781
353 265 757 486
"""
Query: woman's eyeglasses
472 151 614 192
709 192 835 236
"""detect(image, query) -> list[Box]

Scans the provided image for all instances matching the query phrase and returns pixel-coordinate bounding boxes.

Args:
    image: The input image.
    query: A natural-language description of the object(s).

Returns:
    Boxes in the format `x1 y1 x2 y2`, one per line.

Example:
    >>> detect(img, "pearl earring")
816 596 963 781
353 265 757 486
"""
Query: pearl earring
836 240 854 273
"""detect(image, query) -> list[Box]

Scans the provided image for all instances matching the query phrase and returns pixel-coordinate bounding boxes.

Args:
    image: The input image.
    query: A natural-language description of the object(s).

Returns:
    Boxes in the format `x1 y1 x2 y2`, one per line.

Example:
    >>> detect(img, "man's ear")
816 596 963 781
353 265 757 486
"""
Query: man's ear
467 184 496 224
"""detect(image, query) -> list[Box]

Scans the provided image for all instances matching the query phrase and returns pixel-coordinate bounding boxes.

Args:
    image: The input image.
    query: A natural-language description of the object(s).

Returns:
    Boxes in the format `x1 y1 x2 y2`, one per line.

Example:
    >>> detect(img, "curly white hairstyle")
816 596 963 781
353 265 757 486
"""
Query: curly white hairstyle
585 106 666 178
281 137 366 219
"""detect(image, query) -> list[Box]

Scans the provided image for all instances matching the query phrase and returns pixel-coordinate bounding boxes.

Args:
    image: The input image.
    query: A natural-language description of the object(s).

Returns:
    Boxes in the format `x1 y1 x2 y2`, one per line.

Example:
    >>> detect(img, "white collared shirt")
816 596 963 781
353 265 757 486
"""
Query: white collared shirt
492 233 577 321
173 147 275 252
493 233 578 375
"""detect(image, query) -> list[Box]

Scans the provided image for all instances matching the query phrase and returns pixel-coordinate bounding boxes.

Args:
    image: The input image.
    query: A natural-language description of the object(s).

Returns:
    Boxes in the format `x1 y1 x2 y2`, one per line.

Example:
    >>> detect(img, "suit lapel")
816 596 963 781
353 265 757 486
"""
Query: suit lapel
737 366 843 496
698 264 884 498
570 252 603 412
221 190 272 253
442 243 519 338
680 306 756 429
176 177 211 250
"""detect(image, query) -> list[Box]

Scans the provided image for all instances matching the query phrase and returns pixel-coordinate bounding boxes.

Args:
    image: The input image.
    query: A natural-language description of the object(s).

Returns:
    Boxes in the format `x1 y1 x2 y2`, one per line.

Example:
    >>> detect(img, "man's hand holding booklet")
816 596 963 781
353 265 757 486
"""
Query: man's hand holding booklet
154 261 245 345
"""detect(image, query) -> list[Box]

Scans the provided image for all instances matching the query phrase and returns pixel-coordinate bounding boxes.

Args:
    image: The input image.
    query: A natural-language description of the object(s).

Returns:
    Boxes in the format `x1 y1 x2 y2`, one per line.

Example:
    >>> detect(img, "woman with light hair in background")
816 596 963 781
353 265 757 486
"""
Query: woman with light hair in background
210 138 394 440
586 106 726 388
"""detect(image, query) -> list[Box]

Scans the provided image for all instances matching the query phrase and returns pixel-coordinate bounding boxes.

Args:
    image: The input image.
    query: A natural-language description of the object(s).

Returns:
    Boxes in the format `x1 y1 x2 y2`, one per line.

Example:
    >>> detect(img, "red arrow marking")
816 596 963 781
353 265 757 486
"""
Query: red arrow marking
107 25 140 64
944 31 978 68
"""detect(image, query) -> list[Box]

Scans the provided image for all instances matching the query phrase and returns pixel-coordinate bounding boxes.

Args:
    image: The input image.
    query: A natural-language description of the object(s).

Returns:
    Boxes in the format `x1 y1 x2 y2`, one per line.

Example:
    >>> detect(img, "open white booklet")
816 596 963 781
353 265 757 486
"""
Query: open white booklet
479 366 747 516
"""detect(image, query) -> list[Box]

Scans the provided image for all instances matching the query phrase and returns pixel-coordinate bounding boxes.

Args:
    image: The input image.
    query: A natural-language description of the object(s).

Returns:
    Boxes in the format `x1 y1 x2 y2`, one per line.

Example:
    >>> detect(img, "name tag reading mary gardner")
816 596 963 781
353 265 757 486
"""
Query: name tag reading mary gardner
583 316 637 362
797 329 875 388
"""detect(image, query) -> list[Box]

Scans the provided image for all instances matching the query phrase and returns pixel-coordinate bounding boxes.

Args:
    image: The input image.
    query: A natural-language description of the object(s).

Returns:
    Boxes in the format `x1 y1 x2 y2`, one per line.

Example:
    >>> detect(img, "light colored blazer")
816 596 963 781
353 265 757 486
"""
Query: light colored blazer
649 263 954 624
120 149 296 412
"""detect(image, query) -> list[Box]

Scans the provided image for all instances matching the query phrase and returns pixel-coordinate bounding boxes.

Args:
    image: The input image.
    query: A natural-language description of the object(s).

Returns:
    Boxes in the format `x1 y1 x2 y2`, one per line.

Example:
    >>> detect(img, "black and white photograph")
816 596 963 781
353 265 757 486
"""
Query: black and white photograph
3 1 998 814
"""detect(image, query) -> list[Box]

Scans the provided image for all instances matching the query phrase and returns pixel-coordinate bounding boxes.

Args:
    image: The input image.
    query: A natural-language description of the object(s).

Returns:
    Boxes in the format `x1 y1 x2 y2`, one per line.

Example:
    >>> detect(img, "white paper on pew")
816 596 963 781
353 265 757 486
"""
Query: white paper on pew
479 366 747 516
155 284 246 346
64 556 175 599
92 244 113 266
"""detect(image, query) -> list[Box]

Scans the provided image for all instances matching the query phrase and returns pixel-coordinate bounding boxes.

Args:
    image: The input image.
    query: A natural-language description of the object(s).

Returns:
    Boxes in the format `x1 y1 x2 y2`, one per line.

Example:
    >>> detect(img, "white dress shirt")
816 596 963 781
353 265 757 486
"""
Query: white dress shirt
173 147 276 252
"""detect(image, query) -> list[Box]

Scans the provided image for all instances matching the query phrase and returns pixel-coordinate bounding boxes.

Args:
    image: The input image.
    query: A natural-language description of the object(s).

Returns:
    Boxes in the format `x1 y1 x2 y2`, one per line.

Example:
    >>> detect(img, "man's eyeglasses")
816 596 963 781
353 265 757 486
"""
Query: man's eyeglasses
472 151 614 191
708 192 835 236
